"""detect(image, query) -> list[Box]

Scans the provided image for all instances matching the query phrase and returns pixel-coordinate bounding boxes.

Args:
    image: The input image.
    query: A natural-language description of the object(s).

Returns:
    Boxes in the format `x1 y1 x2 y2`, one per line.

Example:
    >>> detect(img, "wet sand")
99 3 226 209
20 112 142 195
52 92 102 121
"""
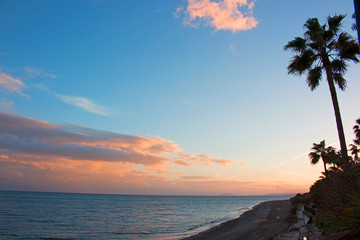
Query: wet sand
182 200 292 240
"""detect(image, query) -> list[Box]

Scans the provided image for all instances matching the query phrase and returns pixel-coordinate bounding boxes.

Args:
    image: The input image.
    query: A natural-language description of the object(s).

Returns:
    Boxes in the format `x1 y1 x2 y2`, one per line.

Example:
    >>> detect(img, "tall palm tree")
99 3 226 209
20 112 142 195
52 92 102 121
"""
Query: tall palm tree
309 140 333 173
284 14 360 164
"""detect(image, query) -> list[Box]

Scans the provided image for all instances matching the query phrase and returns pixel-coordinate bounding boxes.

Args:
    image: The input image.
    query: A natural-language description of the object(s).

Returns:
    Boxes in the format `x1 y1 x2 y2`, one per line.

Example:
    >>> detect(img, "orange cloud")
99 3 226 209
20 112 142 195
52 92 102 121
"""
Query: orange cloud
181 0 258 32
174 153 244 167
0 110 237 167
0 155 305 195
0 72 27 96
0 111 250 194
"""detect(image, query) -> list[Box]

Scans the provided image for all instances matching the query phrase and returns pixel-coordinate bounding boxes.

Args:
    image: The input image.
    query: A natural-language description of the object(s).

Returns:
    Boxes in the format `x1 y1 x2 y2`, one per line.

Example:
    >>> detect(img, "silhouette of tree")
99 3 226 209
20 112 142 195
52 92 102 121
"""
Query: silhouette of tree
309 140 335 173
284 14 360 163
350 118 360 162
353 118 360 144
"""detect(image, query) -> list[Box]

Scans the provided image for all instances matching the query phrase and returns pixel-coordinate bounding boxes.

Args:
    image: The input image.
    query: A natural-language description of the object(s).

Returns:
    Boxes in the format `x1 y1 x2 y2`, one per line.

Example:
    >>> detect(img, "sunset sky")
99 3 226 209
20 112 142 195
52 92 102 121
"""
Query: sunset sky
0 0 359 195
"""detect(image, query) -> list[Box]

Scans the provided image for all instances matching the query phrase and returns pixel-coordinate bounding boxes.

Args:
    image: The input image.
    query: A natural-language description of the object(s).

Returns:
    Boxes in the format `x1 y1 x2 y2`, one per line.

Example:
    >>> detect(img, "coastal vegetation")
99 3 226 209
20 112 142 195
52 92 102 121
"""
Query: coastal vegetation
286 14 360 239
308 118 360 239
291 118 360 239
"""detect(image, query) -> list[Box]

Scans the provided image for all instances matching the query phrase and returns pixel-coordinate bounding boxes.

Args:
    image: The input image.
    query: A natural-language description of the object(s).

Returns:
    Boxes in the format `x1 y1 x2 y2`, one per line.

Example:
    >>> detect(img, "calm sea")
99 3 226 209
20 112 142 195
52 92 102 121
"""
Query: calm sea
0 191 290 240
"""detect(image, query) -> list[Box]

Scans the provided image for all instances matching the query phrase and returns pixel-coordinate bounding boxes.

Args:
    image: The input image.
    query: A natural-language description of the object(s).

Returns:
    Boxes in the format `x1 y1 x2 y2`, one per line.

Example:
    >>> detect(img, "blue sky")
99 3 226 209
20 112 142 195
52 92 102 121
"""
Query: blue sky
0 0 359 195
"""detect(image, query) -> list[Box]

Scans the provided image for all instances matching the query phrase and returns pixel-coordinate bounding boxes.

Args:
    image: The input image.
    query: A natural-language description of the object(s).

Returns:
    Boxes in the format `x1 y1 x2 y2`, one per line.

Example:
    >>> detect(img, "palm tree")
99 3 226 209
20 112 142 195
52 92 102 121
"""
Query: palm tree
309 140 335 174
284 14 360 164
349 118 360 161
350 144 359 161
353 118 360 145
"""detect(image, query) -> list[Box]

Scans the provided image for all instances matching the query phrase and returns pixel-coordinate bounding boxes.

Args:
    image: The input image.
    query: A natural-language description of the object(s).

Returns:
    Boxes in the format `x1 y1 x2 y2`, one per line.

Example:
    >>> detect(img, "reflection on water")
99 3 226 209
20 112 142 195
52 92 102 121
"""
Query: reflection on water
0 191 289 239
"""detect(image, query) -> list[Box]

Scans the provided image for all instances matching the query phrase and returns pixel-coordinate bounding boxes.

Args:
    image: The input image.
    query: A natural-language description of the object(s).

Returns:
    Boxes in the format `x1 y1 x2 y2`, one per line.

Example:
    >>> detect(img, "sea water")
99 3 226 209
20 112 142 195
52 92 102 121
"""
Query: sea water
0 191 290 240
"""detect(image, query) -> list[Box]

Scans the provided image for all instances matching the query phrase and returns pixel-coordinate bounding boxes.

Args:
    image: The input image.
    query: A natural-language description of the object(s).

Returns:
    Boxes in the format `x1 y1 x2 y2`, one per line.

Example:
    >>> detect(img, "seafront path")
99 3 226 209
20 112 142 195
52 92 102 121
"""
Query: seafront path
275 206 323 240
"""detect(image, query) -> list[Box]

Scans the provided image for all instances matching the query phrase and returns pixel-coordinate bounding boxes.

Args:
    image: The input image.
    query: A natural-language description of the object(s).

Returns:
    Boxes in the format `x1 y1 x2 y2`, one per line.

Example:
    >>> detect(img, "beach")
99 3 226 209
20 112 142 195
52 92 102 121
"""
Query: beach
182 200 292 240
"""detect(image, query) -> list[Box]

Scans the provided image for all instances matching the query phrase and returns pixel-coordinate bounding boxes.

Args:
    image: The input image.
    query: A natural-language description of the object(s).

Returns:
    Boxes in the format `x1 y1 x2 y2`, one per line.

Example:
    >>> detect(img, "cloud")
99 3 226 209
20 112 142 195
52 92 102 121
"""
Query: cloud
55 94 110 116
0 155 304 195
0 72 27 96
0 111 247 194
23 67 57 79
174 6 184 18
172 152 243 167
0 110 235 168
35 84 111 116
0 98 15 110
180 0 258 32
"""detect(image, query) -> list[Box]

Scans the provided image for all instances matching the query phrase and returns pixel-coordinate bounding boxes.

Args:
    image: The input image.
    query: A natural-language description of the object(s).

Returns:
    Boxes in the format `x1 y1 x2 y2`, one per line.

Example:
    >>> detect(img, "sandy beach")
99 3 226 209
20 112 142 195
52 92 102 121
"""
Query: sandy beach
182 200 292 240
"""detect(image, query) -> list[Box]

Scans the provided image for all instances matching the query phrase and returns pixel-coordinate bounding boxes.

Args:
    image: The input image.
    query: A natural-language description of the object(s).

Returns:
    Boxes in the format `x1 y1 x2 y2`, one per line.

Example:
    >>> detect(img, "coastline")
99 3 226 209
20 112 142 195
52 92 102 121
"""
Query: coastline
181 199 292 240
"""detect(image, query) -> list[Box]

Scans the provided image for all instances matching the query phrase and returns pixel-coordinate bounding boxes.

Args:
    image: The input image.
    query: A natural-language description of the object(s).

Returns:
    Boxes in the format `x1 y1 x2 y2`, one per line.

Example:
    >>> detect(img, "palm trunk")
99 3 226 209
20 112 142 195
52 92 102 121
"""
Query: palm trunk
354 0 360 44
324 63 349 164
323 160 327 173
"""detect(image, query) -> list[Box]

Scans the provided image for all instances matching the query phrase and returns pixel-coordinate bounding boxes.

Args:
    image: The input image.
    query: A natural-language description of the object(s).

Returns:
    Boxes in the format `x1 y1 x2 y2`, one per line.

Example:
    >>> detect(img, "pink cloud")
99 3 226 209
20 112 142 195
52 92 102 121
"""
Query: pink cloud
174 159 194 166
174 153 243 167
0 111 250 194
181 0 258 32
0 98 15 110
0 110 236 167
0 72 27 96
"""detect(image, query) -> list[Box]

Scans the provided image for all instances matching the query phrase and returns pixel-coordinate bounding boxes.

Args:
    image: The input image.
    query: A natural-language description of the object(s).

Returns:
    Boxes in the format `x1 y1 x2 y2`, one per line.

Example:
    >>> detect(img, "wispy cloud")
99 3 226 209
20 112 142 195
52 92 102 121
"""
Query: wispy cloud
55 94 110 116
35 84 111 116
173 153 244 167
23 67 57 79
174 6 184 18
178 0 258 32
0 98 15 110
0 72 27 96
229 44 239 55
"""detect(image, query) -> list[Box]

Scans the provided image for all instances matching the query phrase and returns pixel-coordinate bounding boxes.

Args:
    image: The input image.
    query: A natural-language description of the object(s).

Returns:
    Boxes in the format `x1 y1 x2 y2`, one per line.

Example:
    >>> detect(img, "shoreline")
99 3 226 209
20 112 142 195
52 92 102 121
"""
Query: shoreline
181 199 292 240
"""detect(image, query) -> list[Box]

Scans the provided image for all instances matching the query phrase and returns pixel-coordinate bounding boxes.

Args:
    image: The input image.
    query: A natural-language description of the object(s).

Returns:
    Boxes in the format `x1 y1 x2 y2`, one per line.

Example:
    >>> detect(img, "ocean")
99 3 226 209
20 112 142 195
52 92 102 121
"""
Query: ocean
0 191 290 240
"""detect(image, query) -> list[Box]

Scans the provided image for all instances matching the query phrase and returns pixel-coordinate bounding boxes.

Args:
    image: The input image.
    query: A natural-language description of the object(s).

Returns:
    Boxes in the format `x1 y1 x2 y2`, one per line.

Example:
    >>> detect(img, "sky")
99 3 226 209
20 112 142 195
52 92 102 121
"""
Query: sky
0 0 359 196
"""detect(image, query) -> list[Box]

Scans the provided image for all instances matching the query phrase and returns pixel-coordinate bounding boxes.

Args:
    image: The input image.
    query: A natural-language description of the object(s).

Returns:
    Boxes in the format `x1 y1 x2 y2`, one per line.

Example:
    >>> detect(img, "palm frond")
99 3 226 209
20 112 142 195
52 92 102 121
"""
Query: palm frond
304 18 321 33
327 14 345 34
349 144 359 157
331 59 347 74
354 118 360 142
284 37 306 53
307 66 322 91
308 42 322 52
333 73 347 90
309 152 320 165
337 33 360 62
356 118 360 126
287 49 315 75
352 13 358 32
304 18 323 42
323 30 335 43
